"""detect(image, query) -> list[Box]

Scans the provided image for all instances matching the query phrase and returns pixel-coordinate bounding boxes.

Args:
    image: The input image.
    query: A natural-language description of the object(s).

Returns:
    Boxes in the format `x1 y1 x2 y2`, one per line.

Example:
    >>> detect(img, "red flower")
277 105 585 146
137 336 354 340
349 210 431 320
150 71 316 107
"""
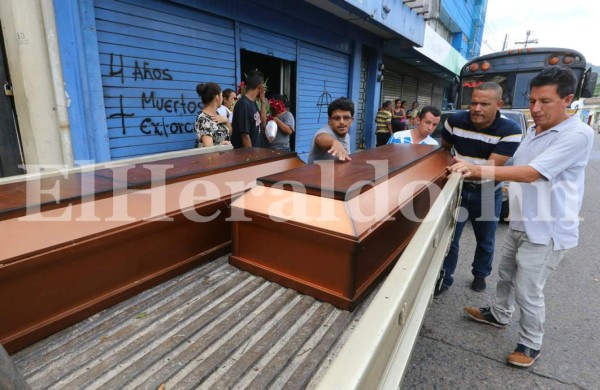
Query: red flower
268 98 285 121
237 81 246 95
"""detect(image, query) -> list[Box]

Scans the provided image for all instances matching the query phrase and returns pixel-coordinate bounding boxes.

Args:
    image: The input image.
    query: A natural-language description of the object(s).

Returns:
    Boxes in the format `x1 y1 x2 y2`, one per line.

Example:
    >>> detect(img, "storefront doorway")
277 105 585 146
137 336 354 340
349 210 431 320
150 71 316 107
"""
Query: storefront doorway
240 50 297 150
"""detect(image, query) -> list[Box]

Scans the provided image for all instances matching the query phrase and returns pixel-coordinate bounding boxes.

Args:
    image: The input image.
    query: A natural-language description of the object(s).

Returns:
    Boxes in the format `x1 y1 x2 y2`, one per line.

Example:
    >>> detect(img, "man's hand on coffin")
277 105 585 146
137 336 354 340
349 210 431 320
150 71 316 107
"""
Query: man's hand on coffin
328 140 352 161
447 157 478 178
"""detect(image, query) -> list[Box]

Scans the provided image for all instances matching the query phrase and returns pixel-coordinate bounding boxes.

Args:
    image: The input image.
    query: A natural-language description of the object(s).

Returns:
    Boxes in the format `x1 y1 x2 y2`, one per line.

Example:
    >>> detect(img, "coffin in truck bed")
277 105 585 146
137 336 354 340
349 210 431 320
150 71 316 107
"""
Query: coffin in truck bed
230 145 454 309
0 148 304 352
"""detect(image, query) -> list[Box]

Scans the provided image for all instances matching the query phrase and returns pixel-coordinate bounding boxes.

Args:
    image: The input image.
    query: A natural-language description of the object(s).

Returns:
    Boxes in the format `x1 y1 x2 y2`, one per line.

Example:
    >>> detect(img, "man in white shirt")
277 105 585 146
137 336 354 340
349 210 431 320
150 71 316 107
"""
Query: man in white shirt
450 66 594 368
387 105 441 145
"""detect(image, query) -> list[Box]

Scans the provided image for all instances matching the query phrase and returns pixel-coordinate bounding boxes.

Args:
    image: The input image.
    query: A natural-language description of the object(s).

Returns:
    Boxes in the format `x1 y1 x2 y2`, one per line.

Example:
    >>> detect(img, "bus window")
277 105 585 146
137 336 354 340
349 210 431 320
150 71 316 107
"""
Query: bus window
512 73 537 108
459 75 509 108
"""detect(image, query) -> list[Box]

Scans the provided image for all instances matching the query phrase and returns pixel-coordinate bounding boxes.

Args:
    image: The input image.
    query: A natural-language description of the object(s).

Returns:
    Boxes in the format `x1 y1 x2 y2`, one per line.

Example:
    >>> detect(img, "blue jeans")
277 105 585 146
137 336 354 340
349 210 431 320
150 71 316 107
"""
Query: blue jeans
442 183 502 287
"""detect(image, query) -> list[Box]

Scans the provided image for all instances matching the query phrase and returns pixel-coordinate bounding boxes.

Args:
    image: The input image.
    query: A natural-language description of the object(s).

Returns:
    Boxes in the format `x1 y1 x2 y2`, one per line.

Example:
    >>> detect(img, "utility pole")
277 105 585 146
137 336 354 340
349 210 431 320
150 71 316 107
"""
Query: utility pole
515 30 538 48
502 34 509 51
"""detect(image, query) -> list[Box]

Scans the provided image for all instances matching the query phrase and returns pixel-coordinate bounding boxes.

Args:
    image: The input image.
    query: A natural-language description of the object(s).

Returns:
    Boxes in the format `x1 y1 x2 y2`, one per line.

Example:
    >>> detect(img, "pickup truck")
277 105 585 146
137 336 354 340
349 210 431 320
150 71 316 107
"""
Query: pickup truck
1 147 462 389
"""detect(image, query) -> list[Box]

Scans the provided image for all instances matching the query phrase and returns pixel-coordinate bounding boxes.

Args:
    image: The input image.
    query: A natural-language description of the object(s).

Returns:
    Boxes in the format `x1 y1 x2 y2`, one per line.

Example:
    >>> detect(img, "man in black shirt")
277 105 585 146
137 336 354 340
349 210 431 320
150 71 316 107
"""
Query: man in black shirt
231 70 267 148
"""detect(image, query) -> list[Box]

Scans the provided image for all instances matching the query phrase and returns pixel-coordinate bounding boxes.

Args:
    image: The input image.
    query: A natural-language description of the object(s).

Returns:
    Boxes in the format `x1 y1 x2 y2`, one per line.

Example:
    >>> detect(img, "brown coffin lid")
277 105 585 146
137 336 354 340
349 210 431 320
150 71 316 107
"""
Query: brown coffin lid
0 148 295 221
94 148 294 189
257 144 439 200
233 147 453 238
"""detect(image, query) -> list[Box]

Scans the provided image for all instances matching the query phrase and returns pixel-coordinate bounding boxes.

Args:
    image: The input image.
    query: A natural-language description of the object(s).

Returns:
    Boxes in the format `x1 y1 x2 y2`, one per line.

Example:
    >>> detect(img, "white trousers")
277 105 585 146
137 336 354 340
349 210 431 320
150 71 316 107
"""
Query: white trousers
491 228 568 350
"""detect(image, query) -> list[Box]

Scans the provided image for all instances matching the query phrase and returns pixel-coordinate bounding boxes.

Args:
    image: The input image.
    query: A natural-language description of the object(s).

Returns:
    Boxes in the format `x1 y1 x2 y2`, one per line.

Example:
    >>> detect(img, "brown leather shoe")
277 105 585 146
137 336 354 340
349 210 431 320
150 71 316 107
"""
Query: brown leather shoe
507 344 540 367
464 306 507 328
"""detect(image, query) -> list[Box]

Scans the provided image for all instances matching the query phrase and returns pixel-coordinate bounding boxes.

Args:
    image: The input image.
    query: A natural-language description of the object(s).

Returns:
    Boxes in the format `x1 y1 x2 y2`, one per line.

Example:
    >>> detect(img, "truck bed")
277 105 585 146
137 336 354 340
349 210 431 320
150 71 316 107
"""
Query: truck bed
9 170 462 389
12 255 373 389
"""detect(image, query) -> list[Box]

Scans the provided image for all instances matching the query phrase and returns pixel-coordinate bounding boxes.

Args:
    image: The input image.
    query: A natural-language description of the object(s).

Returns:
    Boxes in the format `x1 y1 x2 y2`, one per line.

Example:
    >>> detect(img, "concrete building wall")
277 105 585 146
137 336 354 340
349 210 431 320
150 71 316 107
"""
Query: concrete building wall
0 0 73 172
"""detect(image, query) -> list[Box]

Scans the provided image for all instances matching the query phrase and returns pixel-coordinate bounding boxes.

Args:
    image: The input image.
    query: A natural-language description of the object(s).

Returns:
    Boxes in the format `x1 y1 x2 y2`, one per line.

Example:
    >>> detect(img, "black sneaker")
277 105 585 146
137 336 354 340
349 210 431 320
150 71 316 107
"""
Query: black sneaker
464 306 507 328
507 344 540 367
434 270 448 298
471 276 486 292
434 284 448 298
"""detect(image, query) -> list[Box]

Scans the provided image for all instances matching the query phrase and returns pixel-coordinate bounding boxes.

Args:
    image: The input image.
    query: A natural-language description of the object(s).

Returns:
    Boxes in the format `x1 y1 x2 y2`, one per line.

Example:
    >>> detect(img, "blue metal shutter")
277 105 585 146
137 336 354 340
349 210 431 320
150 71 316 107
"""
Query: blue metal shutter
239 25 296 61
94 0 236 159
296 43 349 161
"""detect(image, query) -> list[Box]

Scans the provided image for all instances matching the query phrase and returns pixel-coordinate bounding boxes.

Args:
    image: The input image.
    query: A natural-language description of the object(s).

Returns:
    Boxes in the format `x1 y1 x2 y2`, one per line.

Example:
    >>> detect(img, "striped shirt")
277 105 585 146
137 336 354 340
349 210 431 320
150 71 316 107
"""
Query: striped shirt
442 110 522 166
375 110 392 133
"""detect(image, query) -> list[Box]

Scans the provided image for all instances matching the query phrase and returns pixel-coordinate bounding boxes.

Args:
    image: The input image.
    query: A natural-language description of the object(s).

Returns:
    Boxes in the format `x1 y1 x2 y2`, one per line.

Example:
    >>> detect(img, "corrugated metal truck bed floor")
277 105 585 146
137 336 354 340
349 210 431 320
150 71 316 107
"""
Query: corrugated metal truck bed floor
12 255 374 389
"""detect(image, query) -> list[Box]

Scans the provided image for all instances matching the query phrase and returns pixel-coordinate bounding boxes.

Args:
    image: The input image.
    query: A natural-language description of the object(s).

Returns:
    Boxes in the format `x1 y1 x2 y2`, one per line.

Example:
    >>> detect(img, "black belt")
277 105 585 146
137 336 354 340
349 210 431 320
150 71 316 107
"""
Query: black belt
463 182 482 191
463 181 501 191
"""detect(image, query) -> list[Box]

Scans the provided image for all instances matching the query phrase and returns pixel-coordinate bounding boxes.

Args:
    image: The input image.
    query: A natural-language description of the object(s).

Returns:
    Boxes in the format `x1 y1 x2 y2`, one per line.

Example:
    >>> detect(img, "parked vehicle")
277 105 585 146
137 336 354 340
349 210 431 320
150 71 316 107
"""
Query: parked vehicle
433 109 527 221
454 48 597 127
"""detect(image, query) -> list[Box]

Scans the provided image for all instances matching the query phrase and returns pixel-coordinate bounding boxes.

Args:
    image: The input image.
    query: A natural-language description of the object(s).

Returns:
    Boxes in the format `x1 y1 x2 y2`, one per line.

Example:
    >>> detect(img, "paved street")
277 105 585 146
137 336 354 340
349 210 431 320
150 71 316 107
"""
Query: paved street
402 133 600 389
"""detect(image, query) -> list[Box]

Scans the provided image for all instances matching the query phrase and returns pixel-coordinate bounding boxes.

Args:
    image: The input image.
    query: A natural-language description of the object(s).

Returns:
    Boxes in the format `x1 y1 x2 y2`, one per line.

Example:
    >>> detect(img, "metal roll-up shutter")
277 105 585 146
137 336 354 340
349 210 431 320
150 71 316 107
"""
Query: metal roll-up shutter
355 51 368 149
296 42 349 161
95 0 236 159
401 76 418 105
239 24 296 61
382 70 403 103
417 80 433 107
432 84 444 109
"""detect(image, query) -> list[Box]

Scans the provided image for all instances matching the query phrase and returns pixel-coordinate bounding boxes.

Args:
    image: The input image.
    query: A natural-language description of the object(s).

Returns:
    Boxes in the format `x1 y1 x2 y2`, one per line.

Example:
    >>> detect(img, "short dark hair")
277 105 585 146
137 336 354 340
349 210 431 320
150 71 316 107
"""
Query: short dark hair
382 100 393 109
475 82 503 100
271 93 290 108
222 88 235 99
196 82 222 105
244 69 264 90
530 66 576 98
394 98 402 104
328 97 354 117
418 106 441 119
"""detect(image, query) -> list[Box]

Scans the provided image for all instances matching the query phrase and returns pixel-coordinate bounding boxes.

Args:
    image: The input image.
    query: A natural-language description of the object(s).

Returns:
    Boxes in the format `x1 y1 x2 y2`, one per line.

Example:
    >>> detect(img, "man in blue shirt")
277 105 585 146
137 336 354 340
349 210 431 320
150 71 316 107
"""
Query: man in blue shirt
450 66 594 368
436 82 522 295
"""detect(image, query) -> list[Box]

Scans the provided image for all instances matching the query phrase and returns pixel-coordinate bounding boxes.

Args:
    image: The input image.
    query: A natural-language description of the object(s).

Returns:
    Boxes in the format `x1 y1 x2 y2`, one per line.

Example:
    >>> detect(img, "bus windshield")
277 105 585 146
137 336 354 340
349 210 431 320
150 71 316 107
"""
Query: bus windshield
460 69 584 109
457 48 593 110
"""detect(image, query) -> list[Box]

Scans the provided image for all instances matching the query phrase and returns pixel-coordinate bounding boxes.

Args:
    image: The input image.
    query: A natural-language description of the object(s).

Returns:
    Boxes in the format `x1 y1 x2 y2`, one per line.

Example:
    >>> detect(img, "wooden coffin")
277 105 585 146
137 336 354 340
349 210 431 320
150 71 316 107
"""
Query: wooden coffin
230 145 454 310
0 148 304 352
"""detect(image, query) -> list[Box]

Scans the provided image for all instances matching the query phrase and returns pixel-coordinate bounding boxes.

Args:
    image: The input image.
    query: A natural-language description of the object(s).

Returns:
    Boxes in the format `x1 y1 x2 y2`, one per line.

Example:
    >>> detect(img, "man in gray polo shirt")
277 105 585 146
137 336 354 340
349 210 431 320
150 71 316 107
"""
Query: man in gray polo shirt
448 66 594 368
308 97 354 163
